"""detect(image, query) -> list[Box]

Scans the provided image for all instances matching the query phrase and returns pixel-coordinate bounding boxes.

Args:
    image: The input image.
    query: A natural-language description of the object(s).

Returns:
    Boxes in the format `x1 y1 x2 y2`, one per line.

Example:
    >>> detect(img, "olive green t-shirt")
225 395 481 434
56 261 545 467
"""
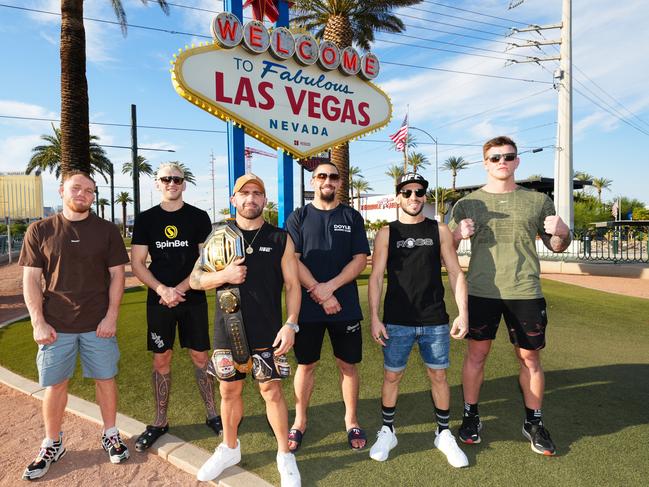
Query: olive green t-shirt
449 187 555 299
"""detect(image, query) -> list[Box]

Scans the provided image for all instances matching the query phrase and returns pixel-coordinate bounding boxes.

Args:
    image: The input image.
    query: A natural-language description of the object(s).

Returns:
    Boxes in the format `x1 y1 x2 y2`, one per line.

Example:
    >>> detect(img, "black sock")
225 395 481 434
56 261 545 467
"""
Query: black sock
463 402 479 418
435 408 450 432
525 407 542 425
382 404 396 431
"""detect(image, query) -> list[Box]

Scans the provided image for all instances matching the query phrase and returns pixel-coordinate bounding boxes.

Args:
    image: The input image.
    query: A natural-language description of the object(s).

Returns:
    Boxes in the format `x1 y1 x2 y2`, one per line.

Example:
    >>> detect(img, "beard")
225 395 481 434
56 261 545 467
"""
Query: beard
237 204 263 220
401 201 423 217
66 198 92 213
318 186 336 202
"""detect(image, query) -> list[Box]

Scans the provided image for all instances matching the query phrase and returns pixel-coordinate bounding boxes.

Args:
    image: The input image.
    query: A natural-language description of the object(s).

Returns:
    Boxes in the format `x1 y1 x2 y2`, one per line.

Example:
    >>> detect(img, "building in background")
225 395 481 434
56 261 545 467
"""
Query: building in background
0 172 44 221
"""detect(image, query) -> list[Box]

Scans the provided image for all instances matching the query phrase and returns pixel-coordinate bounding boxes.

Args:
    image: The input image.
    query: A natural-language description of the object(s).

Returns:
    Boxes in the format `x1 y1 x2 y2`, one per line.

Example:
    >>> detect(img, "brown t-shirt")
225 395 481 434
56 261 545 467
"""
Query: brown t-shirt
19 213 129 333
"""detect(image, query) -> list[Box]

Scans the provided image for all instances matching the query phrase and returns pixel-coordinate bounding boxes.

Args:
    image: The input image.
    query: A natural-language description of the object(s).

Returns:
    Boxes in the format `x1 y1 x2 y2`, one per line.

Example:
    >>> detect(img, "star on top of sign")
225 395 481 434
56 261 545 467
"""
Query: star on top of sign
243 0 294 23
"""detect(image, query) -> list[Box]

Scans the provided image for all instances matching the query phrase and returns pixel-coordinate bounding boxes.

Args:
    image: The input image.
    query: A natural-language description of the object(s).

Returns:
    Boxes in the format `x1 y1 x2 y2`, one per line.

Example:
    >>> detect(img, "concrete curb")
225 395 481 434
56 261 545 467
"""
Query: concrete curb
0 366 272 487
0 312 30 329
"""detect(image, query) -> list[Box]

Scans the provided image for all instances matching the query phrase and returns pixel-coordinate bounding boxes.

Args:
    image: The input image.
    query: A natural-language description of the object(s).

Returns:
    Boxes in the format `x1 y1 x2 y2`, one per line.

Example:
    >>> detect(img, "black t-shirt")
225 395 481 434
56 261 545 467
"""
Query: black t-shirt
383 219 449 326
214 222 287 349
285 203 370 323
132 203 212 305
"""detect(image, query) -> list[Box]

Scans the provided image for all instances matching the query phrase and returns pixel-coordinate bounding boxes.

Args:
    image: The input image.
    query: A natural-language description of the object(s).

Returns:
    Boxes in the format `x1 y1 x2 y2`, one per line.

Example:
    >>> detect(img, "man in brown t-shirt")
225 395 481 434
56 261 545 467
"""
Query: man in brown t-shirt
19 171 130 480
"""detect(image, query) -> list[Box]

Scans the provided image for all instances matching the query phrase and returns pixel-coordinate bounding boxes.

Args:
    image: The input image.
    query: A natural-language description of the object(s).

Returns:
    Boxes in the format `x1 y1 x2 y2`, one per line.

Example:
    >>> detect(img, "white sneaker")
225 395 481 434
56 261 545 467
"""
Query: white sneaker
196 440 241 481
369 426 398 462
434 429 469 468
277 451 301 487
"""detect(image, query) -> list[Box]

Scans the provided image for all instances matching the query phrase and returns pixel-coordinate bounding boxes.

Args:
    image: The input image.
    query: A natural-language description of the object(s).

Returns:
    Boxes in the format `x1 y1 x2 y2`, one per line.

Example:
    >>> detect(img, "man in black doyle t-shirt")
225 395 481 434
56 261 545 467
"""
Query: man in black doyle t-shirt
367 173 469 468
285 161 371 452
130 162 219 452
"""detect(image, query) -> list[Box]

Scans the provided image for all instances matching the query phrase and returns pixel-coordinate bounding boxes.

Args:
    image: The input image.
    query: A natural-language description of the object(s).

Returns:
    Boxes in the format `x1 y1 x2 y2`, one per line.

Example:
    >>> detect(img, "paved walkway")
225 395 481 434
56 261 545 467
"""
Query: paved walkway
541 273 649 299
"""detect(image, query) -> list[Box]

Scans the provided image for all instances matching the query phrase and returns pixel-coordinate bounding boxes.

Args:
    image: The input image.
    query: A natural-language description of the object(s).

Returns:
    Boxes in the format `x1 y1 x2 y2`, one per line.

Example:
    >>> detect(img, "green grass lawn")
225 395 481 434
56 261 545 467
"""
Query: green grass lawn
1 276 648 487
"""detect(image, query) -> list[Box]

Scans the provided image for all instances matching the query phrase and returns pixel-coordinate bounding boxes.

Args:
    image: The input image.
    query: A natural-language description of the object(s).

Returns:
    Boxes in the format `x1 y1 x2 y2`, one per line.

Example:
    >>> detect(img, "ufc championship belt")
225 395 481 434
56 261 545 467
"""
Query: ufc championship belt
201 222 253 373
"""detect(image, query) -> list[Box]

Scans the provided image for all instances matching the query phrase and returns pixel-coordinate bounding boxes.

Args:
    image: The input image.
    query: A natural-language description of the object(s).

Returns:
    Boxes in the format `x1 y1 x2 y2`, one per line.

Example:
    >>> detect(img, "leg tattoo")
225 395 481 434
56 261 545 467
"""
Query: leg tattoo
152 370 171 427
195 364 218 419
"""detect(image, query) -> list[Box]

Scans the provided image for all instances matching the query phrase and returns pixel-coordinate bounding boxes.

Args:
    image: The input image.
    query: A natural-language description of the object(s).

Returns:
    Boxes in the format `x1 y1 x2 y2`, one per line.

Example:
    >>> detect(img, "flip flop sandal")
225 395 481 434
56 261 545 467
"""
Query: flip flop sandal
135 424 169 452
347 427 367 451
288 428 305 453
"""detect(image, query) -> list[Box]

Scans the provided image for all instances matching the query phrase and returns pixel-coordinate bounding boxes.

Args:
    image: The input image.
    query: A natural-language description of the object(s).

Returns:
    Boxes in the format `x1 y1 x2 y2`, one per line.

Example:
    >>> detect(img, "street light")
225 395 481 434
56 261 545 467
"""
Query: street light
409 126 439 219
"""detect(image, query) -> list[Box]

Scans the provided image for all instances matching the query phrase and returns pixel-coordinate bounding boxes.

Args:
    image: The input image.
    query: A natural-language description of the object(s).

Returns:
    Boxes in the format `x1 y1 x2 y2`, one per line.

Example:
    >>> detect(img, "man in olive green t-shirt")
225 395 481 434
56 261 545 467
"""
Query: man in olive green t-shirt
449 136 571 457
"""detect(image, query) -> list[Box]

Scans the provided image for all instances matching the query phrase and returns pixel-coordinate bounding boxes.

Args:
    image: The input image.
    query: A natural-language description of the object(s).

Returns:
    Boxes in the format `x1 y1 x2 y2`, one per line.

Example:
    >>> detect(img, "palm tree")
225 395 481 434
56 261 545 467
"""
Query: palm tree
408 152 429 173
26 124 111 182
348 165 362 199
263 201 279 225
97 198 109 219
426 186 457 220
351 178 373 211
591 177 613 205
122 155 154 178
291 0 423 204
385 165 404 187
58 0 169 177
574 170 593 195
441 156 470 191
115 191 133 237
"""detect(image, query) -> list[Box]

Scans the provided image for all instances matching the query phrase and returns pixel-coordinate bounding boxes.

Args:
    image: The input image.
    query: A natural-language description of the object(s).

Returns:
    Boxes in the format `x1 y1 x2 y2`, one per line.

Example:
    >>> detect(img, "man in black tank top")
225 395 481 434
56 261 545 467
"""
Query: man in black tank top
367 173 469 468
189 174 302 486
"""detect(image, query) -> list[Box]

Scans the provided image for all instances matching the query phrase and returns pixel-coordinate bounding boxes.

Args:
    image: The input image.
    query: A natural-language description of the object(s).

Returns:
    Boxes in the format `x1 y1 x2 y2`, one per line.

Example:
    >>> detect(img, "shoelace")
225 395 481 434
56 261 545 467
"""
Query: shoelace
535 426 552 442
105 435 123 449
34 444 58 463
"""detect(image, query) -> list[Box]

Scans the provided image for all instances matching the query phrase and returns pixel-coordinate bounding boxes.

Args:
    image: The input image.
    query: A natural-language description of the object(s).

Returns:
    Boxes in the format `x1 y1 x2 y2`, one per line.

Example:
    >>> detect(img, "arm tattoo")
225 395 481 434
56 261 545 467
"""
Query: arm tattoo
189 259 204 290
541 233 572 253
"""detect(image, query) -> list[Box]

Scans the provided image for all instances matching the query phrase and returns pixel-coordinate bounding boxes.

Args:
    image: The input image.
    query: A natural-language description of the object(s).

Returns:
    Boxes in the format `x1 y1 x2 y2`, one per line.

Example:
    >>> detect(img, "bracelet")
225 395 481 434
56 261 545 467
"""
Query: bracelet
285 322 300 333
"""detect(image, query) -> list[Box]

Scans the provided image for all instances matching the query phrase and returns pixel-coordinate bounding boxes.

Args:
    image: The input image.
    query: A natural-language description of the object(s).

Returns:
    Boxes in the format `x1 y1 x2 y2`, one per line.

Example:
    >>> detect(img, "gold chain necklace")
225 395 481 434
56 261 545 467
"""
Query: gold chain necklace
242 223 264 254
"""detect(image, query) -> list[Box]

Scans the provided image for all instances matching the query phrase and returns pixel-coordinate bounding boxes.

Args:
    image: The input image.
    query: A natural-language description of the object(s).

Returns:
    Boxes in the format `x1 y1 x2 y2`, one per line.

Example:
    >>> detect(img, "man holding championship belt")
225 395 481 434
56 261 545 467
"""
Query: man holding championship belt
190 174 302 487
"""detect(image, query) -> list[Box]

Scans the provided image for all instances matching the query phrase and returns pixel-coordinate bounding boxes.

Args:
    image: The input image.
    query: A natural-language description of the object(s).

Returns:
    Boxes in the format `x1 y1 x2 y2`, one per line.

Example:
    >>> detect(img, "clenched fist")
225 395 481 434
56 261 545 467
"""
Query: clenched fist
454 218 475 240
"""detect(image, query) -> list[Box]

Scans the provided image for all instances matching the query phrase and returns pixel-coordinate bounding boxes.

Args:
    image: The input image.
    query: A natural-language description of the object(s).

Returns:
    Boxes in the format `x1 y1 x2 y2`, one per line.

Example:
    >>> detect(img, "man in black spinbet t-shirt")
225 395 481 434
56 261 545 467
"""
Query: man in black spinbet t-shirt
130 163 219 452
367 173 469 468
189 174 302 486
285 161 371 452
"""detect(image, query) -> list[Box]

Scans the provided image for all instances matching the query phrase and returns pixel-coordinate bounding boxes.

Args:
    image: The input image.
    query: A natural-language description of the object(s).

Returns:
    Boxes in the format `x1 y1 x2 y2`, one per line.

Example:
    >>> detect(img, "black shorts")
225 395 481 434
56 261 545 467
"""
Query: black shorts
467 296 548 351
294 320 362 365
146 303 210 353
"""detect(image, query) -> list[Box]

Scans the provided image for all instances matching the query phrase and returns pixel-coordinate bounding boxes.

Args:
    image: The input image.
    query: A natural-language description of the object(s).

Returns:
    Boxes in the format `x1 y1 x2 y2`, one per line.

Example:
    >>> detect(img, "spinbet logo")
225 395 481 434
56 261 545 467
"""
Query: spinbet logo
164 225 178 239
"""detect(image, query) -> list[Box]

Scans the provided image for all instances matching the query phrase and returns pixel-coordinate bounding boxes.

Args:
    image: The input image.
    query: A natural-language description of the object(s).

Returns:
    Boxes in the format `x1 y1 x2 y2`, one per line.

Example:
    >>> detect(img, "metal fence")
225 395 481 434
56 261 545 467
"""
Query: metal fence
456 224 649 264
0 235 23 259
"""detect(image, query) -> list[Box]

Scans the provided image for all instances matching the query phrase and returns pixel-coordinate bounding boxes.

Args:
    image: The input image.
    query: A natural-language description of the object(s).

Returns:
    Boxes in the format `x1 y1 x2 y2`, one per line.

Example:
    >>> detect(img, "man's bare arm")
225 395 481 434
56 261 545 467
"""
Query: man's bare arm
23 266 57 345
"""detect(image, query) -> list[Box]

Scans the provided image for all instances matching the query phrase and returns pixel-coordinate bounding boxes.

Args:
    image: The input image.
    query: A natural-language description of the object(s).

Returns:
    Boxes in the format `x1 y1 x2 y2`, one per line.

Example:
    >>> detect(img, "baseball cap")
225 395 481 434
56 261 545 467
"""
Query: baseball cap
396 172 429 193
233 173 265 194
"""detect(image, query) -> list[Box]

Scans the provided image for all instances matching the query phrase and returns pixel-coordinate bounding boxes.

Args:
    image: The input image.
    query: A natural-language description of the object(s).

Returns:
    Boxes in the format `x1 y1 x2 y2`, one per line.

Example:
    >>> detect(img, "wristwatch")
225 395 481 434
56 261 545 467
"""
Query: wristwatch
285 322 300 333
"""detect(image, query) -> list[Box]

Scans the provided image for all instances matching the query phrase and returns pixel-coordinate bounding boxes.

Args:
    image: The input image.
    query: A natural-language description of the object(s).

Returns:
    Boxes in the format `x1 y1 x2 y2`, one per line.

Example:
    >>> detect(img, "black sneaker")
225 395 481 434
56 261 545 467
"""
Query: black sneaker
458 415 482 444
522 421 556 456
22 434 66 480
206 415 223 436
101 430 130 464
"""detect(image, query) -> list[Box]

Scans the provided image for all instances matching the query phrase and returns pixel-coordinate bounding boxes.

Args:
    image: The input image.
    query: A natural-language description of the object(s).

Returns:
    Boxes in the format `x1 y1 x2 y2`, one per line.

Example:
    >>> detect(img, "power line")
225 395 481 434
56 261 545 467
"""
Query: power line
0 115 226 134
573 87 649 138
404 5 515 30
0 3 551 84
375 38 517 62
420 1 530 26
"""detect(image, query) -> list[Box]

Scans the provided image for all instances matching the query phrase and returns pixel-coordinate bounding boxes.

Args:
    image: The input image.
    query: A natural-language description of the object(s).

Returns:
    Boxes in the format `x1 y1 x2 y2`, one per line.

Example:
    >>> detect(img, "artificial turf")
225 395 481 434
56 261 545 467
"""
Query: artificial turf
1 276 648 486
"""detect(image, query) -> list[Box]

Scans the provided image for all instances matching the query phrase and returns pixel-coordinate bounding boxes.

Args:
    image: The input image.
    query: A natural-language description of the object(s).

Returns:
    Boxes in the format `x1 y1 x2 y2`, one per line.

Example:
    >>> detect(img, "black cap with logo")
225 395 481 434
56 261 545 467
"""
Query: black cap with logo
396 172 429 193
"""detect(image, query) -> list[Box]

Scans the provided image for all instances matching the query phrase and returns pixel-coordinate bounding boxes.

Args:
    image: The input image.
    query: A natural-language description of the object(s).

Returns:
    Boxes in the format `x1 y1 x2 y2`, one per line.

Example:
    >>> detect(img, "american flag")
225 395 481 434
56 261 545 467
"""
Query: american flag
389 115 408 152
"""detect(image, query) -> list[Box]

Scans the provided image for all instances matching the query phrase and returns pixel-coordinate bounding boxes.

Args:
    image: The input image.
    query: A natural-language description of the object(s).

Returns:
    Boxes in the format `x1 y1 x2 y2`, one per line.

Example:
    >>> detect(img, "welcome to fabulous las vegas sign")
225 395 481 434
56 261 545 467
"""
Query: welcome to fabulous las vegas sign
171 12 392 159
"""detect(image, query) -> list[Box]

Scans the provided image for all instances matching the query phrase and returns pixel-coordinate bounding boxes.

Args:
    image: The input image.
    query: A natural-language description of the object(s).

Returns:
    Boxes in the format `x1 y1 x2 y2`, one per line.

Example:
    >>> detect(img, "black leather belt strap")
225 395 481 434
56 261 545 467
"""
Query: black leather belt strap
216 287 252 373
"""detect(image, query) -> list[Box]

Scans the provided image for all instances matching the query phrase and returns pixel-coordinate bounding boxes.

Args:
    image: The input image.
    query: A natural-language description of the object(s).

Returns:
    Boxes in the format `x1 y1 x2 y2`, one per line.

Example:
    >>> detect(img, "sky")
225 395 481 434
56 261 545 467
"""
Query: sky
1 0 647 220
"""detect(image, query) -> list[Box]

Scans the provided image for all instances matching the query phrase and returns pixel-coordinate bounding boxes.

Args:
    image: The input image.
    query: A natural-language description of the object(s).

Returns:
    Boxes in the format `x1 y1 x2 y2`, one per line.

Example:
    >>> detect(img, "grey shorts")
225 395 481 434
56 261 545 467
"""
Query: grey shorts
37 331 120 387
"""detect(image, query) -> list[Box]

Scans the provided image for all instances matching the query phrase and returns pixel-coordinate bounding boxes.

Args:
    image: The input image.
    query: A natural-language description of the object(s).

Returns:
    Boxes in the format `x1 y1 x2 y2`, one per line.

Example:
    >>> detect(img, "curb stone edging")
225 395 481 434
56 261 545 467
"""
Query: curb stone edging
0 366 272 487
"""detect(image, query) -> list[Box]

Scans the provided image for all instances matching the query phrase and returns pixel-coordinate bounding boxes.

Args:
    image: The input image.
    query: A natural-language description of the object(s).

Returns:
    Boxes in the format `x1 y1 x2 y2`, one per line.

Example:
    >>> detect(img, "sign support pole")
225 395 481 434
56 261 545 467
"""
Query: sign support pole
225 0 246 216
277 0 294 227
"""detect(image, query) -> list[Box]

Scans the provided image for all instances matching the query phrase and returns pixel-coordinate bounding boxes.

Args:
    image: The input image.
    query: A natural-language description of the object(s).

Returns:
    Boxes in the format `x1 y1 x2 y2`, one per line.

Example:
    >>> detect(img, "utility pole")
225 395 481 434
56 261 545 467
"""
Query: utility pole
131 104 140 217
555 0 573 230
507 0 572 229
210 151 216 222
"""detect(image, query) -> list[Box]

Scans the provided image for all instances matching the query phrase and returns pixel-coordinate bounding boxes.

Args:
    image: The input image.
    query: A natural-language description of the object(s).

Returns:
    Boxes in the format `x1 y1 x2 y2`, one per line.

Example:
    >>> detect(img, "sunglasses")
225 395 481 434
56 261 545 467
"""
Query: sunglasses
314 173 340 181
399 188 426 198
158 176 184 184
487 153 517 163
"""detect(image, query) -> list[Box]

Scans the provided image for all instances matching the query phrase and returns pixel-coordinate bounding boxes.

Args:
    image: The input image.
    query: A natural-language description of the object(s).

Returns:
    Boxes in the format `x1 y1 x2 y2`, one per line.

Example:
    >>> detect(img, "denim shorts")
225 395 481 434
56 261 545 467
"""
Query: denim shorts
37 331 120 387
383 324 450 372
